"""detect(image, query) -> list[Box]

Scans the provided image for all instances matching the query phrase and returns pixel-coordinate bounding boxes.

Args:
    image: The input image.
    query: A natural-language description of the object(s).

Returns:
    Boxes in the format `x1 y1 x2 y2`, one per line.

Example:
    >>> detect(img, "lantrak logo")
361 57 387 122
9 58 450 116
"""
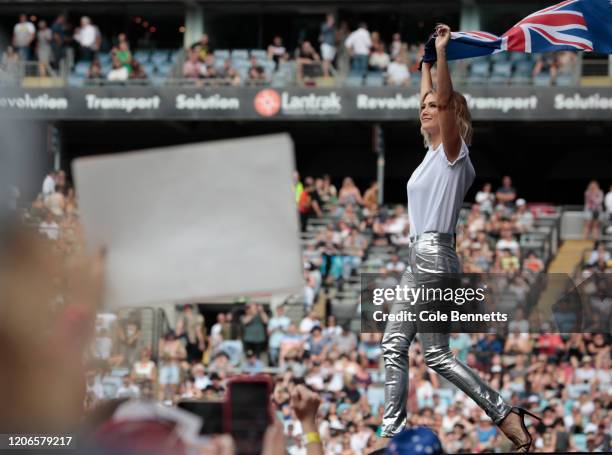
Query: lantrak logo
254 89 342 117
254 89 281 117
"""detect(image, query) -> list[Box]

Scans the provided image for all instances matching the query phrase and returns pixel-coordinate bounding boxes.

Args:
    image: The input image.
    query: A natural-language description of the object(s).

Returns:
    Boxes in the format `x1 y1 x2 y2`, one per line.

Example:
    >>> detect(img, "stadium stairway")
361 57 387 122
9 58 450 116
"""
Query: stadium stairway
536 239 593 320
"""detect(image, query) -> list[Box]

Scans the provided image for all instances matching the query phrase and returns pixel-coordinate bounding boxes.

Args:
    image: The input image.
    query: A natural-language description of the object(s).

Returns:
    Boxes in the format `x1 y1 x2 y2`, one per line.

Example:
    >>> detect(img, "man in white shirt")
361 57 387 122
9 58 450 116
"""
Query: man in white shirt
74 16 100 60
42 171 56 195
345 22 371 76
605 184 612 221
116 375 140 398
12 14 35 61
387 54 410 86
496 229 520 256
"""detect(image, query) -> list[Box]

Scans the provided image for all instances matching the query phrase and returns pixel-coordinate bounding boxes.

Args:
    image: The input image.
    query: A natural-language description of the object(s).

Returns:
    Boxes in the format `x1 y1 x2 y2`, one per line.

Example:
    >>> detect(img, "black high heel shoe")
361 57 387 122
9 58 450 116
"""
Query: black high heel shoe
499 407 542 453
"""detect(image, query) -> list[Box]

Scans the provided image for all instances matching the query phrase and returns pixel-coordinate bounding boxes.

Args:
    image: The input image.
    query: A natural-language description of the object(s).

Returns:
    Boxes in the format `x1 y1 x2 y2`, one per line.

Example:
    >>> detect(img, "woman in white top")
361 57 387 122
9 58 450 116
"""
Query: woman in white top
377 24 539 453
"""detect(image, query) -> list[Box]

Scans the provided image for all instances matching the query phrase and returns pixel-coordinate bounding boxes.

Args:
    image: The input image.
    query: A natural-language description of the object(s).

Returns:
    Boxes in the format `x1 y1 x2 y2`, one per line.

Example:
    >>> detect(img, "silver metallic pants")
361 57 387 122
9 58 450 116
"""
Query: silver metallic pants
380 232 511 437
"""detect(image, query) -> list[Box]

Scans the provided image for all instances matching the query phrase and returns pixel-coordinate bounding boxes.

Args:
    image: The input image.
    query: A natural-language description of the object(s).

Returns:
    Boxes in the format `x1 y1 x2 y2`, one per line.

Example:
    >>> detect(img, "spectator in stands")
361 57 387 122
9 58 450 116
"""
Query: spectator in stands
362 181 378 214
1 46 19 78
182 49 202 78
87 59 103 79
369 42 390 72
157 331 185 401
523 251 544 273
50 15 66 69
390 33 402 59
296 41 321 82
129 60 147 80
12 14 35 62
583 180 604 240
244 349 264 374
586 241 610 267
45 186 65 217
176 304 205 363
556 51 577 76
74 16 101 61
298 176 323 231
241 303 268 358
190 33 210 61
338 177 363 206
496 175 517 208
319 14 336 77
219 60 241 86
409 42 426 73
36 20 52 77
116 318 141 367
107 55 128 81
247 56 266 83
113 41 132 72
42 170 56 196
533 52 558 83
476 182 495 216
514 199 534 232
345 22 372 76
268 305 291 366
39 210 59 240
496 228 520 257
267 35 289 69
605 184 612 222
116 375 140 398
385 254 406 273
132 347 156 385
386 53 410 86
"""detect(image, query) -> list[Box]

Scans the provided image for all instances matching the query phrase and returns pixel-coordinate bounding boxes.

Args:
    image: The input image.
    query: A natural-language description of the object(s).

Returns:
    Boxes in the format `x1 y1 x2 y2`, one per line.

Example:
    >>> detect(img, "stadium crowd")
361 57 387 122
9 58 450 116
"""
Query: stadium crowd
15 168 611 454
1 11 582 88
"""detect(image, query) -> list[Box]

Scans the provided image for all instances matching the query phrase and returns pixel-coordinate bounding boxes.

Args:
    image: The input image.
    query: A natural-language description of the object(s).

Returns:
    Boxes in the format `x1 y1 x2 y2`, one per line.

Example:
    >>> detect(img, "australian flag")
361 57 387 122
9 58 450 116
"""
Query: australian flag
423 0 612 63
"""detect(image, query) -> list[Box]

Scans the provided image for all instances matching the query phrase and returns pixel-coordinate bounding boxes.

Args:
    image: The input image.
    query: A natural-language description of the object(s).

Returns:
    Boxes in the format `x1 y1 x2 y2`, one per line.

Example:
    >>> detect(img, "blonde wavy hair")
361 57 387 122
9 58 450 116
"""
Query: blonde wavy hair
420 89 473 148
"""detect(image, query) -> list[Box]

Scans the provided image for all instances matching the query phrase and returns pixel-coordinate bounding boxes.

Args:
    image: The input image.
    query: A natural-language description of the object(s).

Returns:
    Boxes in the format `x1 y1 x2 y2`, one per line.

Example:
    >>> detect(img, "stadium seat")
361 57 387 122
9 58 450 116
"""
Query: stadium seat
261 59 276 73
98 53 112 65
74 61 90 78
534 71 552 86
214 49 230 60
133 50 150 63
271 73 286 88
250 49 268 61
156 62 173 77
365 72 384 87
490 51 509 63
345 75 363 87
556 73 574 86
467 59 490 84
151 50 170 66
231 49 249 60
169 50 181 63
489 62 512 85
510 61 533 85
68 74 85 87
142 62 155 77
509 52 530 62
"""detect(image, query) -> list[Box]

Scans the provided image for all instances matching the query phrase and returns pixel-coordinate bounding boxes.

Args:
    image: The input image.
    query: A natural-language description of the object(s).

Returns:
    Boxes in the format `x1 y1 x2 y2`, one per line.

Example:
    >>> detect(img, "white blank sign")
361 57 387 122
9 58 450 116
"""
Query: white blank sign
73 134 303 307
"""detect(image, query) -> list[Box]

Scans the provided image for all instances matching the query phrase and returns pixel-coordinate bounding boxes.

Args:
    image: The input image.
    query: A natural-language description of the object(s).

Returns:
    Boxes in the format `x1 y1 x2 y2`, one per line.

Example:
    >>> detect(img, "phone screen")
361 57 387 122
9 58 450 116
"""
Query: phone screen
177 400 224 435
227 380 271 455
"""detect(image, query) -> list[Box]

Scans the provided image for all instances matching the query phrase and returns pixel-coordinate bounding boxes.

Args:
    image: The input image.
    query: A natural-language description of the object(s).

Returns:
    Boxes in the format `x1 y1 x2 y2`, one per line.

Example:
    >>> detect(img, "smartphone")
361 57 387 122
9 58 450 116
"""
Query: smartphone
177 399 224 435
224 374 274 455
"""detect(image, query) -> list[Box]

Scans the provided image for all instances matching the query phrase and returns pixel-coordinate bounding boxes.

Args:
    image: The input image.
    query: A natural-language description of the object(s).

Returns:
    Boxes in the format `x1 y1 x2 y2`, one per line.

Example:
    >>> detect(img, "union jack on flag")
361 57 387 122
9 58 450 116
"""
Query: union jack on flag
422 0 612 63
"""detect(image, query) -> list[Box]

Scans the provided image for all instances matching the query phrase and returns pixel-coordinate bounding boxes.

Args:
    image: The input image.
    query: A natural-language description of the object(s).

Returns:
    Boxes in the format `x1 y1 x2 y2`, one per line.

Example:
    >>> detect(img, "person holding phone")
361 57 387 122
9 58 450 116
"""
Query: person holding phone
375 24 540 453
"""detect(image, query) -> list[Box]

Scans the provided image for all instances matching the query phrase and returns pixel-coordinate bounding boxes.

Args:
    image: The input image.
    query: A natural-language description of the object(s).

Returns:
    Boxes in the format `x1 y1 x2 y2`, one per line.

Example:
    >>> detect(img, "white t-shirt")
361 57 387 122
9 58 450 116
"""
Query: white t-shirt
345 28 372 56
387 61 410 84
42 174 55 195
496 238 520 255
605 191 612 213
407 139 475 237
76 24 98 48
108 66 129 81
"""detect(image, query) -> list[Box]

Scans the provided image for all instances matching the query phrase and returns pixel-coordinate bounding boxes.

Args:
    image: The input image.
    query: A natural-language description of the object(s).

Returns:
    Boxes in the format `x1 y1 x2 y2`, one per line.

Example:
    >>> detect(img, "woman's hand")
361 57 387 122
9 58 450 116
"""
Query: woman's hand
435 24 451 51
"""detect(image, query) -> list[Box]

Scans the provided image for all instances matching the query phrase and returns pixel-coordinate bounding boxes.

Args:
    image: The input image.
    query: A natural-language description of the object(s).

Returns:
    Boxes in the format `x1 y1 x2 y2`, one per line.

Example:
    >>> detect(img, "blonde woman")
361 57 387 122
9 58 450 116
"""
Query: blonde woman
583 180 603 240
375 24 540 453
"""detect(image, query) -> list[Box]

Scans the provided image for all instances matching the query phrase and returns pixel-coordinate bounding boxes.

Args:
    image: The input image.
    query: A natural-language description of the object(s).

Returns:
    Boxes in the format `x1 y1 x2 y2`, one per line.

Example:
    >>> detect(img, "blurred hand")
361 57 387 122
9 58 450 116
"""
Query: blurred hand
435 24 451 51
199 435 235 455
290 385 321 423
262 420 286 455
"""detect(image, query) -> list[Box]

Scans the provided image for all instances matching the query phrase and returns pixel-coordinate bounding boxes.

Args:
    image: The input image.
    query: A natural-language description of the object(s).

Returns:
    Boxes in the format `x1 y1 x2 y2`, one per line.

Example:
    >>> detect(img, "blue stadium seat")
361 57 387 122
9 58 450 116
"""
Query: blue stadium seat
156 62 173 76
510 61 533 85
233 59 250 71
365 72 384 87
74 61 90 78
261 59 276 73
271 73 286 88
133 50 150 63
169 50 181 63
534 72 552 86
142 62 155 76
214 49 230 60
68 74 85 87
490 51 509 63
98 53 112 65
231 49 249 60
345 74 363 87
250 49 268 61
151 50 169 66
555 73 574 86
467 60 490 84
490 62 512 85
509 52 530 62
